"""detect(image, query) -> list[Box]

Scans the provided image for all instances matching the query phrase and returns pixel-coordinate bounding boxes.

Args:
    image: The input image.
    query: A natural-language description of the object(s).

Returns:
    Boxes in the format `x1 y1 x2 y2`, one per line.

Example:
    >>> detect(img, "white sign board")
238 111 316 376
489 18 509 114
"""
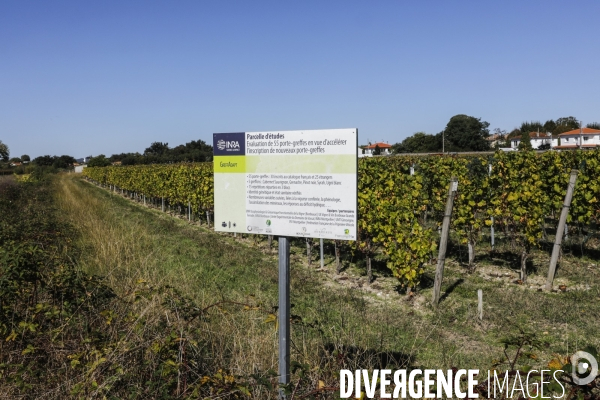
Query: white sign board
213 129 357 240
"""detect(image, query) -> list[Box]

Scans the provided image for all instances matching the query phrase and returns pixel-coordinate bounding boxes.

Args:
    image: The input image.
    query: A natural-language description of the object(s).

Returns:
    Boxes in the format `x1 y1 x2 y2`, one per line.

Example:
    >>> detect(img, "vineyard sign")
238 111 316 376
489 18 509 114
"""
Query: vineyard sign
213 129 358 240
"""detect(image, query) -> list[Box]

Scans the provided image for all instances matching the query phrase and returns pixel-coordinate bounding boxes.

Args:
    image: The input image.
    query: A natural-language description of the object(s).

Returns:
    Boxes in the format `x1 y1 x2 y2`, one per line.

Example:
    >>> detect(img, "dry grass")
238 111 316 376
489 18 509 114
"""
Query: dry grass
56 176 281 380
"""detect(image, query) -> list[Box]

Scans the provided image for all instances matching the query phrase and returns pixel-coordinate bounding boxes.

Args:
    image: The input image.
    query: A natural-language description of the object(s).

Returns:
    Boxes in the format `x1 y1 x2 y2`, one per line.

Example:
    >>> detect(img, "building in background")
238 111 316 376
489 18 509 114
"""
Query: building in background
554 127 600 150
510 132 553 150
362 142 392 155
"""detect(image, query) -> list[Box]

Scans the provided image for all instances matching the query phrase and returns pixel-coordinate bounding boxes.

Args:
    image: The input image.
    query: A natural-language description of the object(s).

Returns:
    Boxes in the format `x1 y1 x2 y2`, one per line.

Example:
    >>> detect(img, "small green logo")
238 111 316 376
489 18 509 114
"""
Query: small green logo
266 220 271 226
344 229 349 235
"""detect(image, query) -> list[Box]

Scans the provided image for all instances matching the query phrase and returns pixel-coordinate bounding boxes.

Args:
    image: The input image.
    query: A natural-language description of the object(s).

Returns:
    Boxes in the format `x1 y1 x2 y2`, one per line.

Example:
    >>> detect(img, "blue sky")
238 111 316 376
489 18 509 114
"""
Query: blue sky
2 1 599 159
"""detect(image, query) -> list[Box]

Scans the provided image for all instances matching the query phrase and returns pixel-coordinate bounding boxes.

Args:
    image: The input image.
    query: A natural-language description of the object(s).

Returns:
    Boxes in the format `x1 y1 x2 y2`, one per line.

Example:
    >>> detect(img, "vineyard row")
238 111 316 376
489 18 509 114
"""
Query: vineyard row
83 151 600 287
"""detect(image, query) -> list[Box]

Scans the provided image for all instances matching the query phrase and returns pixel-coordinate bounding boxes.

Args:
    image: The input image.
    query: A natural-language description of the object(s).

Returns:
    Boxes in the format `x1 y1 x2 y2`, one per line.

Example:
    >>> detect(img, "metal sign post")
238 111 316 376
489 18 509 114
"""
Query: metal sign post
320 238 324 268
278 237 290 399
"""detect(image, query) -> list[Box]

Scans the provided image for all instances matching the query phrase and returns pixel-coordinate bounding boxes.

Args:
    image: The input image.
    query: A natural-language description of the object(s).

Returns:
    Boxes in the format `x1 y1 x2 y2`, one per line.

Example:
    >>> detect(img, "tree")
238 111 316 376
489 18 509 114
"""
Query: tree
493 128 506 138
543 120 557 133
169 139 213 162
53 155 76 169
518 131 533 150
33 155 55 166
21 154 30 162
391 132 441 153
519 121 543 134
109 139 213 165
512 117 580 137
441 114 490 152
0 140 9 162
121 155 139 165
586 122 600 130
507 128 521 138
88 154 111 167
373 144 381 155
144 142 169 156
492 128 506 150
556 116 579 130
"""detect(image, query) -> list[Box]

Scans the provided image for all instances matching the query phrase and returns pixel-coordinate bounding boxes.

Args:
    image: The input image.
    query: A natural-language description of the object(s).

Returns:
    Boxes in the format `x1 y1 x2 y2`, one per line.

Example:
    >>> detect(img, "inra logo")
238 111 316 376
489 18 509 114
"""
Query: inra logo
217 140 240 151
213 132 245 156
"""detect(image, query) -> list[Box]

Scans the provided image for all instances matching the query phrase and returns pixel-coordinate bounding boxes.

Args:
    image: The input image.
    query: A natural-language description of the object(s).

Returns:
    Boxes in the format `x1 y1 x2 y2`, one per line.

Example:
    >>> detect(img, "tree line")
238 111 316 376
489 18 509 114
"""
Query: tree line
88 139 213 167
0 137 213 173
393 114 600 154
392 114 491 153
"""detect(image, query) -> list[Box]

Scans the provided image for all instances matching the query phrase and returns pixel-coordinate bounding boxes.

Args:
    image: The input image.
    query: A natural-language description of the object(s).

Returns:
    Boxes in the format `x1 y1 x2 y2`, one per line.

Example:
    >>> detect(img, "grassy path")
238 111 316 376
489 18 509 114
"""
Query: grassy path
56 175 600 395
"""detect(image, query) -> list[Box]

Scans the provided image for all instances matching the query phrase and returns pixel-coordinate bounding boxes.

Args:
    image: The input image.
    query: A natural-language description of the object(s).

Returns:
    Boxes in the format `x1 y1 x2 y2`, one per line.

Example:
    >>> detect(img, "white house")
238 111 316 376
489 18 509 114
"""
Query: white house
74 165 86 173
362 142 392 156
554 127 600 150
510 132 553 150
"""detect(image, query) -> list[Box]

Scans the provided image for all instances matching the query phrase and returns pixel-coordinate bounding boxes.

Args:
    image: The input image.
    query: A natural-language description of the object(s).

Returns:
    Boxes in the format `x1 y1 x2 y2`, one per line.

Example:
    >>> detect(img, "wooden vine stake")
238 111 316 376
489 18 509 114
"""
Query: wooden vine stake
432 177 458 306
488 163 495 250
477 289 483 321
335 240 342 274
545 169 578 291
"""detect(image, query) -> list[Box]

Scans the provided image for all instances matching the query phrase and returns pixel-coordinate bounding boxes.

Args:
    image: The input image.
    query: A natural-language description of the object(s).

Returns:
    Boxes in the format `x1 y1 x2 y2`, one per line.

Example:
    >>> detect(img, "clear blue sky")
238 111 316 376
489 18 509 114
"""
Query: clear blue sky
2 1 599 159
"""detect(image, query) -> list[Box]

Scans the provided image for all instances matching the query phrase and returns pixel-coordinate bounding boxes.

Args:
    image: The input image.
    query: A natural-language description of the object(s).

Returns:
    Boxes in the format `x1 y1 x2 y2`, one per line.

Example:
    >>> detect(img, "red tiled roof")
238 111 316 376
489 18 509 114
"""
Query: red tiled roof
365 142 392 149
559 128 600 136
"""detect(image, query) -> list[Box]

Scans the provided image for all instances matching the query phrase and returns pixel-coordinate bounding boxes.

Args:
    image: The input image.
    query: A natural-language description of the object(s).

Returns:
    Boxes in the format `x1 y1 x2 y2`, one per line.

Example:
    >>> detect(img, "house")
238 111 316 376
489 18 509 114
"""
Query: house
510 132 553 150
9 162 23 167
554 127 600 150
74 165 86 173
486 133 505 148
358 147 371 158
362 142 392 156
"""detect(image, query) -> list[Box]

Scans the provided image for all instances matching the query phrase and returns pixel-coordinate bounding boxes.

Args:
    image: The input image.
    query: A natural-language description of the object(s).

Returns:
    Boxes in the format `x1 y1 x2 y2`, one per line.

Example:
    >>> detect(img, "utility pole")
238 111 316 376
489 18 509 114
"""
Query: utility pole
442 130 445 153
